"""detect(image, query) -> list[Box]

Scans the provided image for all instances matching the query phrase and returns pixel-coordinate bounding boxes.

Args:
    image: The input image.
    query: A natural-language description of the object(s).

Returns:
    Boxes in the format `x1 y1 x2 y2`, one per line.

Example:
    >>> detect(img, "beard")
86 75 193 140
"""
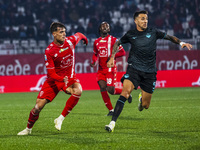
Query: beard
102 32 108 35
56 39 64 45
139 24 147 31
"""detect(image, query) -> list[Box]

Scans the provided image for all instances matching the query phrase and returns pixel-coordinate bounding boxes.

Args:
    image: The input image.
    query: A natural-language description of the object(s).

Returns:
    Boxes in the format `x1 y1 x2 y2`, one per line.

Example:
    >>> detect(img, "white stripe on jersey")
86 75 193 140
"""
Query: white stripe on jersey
108 36 112 72
66 40 75 78
108 36 111 57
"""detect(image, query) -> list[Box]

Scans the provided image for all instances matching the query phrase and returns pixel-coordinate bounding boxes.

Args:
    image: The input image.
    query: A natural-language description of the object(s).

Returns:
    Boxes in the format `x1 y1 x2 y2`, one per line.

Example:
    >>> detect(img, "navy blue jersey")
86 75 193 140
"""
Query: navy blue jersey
120 27 166 73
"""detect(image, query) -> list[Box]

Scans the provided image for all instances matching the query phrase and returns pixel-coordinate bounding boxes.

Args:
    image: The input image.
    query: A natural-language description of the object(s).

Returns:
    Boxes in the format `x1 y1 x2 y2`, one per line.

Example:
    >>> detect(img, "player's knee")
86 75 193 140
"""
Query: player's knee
34 104 42 113
76 90 82 96
107 86 115 95
35 99 47 113
98 81 107 91
100 87 107 92
144 105 149 109
121 90 130 99
121 92 130 99
73 88 82 96
142 102 150 109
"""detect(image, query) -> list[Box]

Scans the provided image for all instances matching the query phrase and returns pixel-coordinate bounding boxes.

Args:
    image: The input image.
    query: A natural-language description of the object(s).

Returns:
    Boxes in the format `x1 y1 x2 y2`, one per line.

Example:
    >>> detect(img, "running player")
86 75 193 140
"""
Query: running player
105 10 192 132
17 22 88 135
90 22 132 116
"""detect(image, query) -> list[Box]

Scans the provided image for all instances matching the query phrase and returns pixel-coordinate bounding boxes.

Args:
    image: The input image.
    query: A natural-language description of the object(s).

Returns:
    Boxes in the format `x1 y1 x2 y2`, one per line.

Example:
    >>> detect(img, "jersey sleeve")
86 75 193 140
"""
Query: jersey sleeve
45 51 63 82
73 32 88 46
156 28 166 39
45 52 54 70
91 40 98 64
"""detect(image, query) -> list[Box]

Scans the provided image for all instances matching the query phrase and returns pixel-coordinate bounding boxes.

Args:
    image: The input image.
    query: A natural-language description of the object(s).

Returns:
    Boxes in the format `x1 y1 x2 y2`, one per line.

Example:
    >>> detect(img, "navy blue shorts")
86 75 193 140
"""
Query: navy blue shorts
121 65 157 94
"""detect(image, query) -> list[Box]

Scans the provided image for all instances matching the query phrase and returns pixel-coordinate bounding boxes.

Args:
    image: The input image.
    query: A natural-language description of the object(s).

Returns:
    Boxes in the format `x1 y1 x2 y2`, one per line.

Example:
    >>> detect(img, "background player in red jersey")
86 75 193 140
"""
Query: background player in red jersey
17 22 88 135
90 22 132 116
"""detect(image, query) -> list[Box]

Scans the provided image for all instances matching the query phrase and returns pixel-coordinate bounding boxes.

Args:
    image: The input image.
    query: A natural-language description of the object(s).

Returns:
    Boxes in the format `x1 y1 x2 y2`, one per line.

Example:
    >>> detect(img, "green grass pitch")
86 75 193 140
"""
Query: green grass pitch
0 87 200 150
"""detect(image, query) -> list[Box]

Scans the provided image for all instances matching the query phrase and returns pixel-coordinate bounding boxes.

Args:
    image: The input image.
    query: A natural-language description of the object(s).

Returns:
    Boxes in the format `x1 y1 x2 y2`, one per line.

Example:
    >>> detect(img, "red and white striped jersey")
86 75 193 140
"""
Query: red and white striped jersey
44 33 87 81
93 35 125 70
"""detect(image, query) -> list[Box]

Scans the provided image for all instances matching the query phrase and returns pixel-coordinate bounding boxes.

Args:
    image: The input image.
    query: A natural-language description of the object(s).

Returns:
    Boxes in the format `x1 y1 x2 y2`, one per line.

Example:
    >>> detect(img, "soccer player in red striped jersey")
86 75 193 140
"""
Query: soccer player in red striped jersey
17 22 88 135
90 22 132 116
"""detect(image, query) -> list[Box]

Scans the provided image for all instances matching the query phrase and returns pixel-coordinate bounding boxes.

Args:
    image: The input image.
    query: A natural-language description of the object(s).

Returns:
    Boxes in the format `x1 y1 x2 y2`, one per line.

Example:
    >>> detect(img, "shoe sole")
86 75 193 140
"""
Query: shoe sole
17 133 30 135
17 131 31 135
105 126 113 132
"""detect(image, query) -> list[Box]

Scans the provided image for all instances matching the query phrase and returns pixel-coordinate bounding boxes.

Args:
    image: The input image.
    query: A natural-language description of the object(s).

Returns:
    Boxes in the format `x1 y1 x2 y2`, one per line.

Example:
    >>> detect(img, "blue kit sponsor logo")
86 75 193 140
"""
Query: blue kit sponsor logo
146 33 151 38
124 74 129 78
132 37 137 39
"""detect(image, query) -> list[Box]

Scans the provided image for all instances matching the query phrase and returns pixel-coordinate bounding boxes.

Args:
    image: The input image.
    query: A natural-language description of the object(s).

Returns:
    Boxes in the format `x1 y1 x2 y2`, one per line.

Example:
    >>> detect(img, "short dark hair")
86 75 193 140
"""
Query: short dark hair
133 10 148 20
50 22 66 33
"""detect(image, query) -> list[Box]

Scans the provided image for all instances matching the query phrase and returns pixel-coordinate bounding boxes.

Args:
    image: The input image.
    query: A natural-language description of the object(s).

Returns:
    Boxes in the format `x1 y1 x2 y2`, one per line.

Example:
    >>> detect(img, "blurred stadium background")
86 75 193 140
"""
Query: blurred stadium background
0 0 200 92
0 2 199 149
0 0 200 53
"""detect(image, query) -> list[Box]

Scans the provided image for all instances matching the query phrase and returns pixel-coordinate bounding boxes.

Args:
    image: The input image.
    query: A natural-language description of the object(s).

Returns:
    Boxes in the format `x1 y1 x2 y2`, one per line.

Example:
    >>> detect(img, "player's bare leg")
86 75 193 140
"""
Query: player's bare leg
138 90 152 111
54 83 82 131
105 80 134 132
17 99 48 135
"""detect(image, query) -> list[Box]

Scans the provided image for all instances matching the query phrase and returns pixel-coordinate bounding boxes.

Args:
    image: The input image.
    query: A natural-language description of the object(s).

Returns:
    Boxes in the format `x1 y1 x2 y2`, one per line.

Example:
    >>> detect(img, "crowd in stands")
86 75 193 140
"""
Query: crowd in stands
0 0 199 42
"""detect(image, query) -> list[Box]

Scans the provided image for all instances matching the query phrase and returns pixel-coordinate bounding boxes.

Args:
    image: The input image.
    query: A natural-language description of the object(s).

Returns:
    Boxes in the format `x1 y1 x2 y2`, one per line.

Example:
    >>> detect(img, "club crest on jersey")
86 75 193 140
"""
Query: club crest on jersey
99 49 107 57
132 37 137 39
146 33 151 38
124 74 129 78
59 47 69 53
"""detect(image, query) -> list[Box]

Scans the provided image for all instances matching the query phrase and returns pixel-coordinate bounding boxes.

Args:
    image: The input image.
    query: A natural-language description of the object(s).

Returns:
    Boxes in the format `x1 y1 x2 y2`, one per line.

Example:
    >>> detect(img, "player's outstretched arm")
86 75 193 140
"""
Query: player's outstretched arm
164 34 193 50
107 41 121 68
74 32 88 45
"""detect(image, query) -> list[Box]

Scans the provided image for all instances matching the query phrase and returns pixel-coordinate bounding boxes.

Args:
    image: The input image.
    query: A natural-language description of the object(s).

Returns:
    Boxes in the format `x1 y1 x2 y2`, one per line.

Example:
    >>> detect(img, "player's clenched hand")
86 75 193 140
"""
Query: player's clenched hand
63 76 68 86
107 57 114 68
90 62 95 67
83 38 88 46
181 43 193 50
106 57 110 63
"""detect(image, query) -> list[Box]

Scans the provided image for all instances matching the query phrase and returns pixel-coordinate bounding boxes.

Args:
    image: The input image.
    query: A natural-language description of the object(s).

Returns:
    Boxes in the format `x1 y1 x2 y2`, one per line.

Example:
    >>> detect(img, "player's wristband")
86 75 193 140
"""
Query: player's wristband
180 42 186 46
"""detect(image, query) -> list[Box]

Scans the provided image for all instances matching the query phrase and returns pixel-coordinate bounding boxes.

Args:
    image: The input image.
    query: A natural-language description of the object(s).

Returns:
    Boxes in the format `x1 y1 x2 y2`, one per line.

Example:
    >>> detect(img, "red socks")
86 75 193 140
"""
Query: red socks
27 108 39 129
101 91 113 111
26 94 80 128
61 94 80 117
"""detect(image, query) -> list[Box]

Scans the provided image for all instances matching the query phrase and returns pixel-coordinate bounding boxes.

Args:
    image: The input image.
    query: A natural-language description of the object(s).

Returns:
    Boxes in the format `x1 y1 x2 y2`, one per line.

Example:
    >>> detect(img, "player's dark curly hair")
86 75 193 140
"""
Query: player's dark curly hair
50 22 66 33
133 10 148 20
98 21 110 35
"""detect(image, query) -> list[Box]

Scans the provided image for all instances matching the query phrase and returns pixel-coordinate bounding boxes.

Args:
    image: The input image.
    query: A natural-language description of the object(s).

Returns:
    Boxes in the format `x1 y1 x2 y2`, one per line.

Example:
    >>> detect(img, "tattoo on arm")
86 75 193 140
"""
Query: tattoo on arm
111 41 121 58
164 35 181 44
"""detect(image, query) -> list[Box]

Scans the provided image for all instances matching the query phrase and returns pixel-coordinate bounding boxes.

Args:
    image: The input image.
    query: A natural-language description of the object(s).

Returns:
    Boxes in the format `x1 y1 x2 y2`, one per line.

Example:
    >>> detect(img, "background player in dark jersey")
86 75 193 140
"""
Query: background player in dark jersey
17 22 88 135
90 22 132 116
105 10 192 132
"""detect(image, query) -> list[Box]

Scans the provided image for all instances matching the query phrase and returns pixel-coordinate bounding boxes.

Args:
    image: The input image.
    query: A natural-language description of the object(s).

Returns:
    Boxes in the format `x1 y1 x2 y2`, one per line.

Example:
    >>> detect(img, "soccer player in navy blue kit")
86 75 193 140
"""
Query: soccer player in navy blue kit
105 10 192 132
